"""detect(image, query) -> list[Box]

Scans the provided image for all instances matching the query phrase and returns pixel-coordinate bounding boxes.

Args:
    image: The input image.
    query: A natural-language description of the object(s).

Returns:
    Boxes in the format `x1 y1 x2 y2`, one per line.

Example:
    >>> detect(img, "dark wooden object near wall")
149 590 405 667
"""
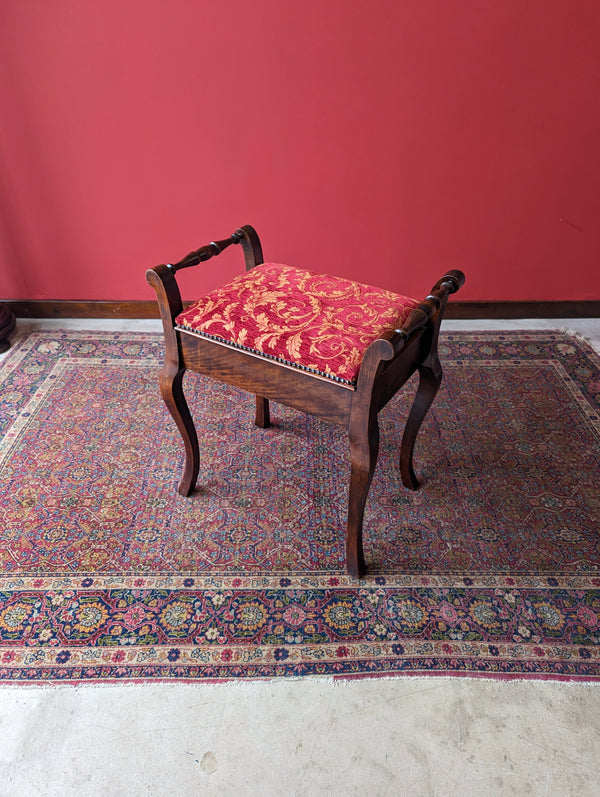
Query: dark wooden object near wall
146 226 465 578
0 303 16 353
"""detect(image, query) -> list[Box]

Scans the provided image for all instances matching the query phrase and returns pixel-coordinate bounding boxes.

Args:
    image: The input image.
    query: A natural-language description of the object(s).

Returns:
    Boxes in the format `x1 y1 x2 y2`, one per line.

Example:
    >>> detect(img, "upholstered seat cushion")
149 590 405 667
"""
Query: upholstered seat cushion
175 263 419 385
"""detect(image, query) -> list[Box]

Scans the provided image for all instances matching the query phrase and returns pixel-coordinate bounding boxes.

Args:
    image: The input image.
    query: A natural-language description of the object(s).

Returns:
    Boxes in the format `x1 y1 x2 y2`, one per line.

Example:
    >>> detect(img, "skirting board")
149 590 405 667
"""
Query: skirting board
5 299 600 320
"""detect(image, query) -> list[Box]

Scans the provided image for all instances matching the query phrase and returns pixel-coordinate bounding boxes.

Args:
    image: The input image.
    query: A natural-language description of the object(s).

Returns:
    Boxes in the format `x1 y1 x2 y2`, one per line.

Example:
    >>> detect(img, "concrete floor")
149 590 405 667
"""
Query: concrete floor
2 678 599 796
1 317 599 797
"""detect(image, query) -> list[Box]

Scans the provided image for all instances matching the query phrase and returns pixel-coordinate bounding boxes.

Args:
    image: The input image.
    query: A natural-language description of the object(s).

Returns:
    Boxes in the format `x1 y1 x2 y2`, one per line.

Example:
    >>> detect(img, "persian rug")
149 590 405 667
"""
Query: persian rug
0 329 599 684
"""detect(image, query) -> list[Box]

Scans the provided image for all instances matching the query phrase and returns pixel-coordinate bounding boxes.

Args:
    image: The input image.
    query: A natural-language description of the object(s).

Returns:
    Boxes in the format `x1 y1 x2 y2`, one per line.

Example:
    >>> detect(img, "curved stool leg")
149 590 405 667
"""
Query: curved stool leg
254 396 271 428
400 357 442 490
159 365 199 496
346 418 380 579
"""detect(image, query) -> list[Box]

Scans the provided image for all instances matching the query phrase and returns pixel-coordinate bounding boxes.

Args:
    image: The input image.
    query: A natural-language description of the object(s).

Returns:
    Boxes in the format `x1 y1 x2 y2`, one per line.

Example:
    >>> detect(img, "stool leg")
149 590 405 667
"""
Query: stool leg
347 418 379 579
400 357 442 490
254 396 271 428
160 365 199 496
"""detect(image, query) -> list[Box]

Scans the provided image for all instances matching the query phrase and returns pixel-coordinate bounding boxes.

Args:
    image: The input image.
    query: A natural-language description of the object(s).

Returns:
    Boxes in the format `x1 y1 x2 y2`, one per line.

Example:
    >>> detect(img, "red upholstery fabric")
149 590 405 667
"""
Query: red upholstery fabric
175 263 419 385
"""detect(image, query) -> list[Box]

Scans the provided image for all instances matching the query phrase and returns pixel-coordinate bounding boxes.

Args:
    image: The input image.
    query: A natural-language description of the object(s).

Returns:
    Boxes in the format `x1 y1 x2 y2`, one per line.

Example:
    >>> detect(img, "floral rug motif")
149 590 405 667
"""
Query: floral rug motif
0 330 599 682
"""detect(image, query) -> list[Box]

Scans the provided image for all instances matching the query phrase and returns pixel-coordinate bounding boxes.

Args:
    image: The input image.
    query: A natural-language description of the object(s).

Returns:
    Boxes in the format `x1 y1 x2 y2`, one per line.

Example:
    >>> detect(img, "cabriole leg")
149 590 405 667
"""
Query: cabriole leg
346 418 380 579
159 364 199 496
400 357 442 490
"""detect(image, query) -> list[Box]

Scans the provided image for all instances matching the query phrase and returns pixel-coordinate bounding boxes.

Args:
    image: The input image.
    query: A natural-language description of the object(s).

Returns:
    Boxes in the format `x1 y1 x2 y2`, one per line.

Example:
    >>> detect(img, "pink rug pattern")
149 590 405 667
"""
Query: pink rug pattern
0 330 599 682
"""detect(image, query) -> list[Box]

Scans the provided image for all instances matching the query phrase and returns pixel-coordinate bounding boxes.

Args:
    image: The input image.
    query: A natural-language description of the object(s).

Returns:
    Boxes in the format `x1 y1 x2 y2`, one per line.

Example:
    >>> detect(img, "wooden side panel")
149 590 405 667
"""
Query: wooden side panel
179 332 353 426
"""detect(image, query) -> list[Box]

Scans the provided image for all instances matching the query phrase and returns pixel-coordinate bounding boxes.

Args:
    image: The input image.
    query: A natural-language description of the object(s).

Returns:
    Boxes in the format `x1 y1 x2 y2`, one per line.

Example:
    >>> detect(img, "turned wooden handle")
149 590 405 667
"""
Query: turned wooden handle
164 224 263 273
167 231 245 272
390 269 466 354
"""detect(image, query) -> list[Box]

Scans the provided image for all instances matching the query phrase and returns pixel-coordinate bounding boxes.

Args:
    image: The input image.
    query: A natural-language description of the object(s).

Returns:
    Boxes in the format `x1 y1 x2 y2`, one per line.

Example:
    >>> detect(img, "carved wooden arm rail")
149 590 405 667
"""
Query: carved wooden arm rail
166 225 263 273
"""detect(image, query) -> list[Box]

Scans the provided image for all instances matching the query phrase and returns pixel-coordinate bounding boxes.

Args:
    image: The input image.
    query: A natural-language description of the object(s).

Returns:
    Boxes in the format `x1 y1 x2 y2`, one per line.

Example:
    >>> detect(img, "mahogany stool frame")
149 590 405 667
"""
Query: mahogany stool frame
146 225 464 578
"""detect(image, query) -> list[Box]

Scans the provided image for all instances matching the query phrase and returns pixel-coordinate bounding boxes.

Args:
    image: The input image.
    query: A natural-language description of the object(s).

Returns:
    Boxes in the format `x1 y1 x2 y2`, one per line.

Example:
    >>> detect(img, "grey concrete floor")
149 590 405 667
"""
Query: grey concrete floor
1 317 599 797
2 678 600 796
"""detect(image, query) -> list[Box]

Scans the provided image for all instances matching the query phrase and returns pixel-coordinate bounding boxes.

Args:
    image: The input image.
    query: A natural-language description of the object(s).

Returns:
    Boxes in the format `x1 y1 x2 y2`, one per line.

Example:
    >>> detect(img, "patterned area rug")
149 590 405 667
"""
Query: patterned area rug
1 330 599 683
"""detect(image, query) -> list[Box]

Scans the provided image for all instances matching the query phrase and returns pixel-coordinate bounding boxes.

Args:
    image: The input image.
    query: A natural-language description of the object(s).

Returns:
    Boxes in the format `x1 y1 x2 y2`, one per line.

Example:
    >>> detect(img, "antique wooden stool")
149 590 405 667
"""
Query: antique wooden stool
146 225 464 578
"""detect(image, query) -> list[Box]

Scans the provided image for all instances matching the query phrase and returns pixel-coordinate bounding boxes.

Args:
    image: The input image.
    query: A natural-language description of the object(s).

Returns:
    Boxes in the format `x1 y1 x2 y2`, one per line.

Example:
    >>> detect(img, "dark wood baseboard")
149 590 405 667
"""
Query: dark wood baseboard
5 299 600 320
6 301 163 319
445 300 600 319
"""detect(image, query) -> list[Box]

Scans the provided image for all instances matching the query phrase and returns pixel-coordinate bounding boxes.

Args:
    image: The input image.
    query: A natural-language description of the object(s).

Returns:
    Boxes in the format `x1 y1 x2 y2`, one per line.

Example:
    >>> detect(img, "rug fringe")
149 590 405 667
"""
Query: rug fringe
1 673 597 690
0 676 337 691
558 327 592 344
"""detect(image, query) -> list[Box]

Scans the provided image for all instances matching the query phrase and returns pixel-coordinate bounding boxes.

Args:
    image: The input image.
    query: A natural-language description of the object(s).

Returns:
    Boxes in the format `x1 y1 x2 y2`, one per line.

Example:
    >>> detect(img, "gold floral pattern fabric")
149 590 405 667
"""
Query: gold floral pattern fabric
175 263 419 385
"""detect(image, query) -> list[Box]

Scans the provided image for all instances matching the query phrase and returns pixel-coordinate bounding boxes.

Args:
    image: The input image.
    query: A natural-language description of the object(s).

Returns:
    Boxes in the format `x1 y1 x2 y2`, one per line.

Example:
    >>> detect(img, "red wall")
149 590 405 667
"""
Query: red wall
1 0 599 303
